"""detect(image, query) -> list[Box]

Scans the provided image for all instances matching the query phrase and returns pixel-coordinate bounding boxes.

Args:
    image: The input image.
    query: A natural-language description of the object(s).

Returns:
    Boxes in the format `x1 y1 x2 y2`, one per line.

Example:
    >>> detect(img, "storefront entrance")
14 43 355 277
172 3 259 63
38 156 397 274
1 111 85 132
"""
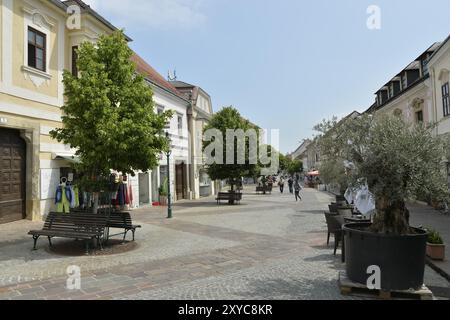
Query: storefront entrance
0 128 26 224
175 163 186 200
139 173 150 206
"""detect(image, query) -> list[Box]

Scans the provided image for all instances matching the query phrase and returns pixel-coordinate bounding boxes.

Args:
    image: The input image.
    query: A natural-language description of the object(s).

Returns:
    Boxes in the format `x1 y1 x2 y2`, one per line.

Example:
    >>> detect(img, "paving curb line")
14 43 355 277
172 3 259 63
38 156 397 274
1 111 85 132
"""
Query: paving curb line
426 258 450 283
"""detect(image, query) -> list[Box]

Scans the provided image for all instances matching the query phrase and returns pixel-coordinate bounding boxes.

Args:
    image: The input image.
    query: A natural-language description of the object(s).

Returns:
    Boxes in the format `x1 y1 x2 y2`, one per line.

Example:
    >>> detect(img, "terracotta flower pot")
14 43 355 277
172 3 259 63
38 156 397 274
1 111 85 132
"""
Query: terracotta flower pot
427 243 446 261
159 196 168 206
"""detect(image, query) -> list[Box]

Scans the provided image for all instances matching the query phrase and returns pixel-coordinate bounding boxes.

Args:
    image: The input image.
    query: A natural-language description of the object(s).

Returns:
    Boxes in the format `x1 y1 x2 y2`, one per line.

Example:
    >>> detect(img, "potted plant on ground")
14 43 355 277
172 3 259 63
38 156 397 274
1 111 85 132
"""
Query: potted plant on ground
159 178 169 206
315 114 450 291
426 229 446 261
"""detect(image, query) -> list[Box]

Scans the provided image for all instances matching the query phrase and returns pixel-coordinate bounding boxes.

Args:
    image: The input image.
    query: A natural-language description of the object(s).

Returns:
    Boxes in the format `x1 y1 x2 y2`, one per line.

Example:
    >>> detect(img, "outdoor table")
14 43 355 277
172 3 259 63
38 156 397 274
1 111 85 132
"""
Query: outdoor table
344 217 371 224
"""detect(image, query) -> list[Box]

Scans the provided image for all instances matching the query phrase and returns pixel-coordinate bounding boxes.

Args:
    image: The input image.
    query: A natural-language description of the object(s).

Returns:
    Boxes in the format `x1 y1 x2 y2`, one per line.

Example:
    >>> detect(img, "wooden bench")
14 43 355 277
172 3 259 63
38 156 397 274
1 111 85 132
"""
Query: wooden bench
101 212 142 242
256 186 272 194
28 213 107 254
216 192 242 205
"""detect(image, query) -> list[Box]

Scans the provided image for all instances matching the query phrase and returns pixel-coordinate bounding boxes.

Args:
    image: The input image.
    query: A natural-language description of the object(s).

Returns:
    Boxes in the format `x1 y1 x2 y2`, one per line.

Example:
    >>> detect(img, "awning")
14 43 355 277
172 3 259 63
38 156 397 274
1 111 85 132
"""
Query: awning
52 153 81 164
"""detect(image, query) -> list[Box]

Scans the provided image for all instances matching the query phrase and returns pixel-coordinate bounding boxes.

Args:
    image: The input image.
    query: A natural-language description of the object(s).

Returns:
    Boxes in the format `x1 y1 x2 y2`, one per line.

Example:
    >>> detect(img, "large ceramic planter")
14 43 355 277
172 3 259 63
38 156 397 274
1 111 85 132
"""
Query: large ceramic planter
427 243 446 261
343 223 428 291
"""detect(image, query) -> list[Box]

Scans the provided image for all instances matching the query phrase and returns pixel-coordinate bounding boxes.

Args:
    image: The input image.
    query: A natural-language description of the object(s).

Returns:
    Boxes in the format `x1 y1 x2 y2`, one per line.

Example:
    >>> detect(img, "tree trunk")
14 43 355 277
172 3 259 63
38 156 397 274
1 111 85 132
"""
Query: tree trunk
93 192 99 214
229 183 235 205
370 196 411 235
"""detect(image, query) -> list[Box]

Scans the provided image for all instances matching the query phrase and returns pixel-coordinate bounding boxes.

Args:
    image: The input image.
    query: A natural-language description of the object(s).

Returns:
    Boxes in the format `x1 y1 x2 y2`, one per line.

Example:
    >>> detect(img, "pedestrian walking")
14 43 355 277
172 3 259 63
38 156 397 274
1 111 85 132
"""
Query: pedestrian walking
288 177 294 194
294 180 302 202
279 177 285 194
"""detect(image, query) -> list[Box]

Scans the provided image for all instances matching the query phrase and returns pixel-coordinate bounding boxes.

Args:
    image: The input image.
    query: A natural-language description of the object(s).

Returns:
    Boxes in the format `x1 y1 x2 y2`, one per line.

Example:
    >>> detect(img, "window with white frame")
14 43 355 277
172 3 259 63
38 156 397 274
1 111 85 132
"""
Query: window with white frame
443 83 450 117
177 114 183 135
28 27 46 72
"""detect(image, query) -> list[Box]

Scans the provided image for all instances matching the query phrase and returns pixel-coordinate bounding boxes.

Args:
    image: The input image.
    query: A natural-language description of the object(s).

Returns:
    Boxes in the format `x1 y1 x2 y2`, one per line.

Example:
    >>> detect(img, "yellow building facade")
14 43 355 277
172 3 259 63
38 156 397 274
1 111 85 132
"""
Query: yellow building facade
0 0 120 223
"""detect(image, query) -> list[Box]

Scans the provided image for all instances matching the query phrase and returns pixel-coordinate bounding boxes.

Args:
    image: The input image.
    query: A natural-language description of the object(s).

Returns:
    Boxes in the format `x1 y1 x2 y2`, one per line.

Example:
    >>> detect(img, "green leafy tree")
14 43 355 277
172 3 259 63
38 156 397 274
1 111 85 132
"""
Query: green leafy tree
314 116 348 194
279 153 289 172
203 107 260 191
287 159 303 176
51 31 172 191
317 114 450 235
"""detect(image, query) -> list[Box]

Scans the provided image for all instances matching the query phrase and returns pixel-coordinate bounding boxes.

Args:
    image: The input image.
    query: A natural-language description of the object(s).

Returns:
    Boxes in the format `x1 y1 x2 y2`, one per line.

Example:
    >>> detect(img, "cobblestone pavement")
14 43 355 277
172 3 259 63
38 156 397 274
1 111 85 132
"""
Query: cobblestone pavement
0 187 448 300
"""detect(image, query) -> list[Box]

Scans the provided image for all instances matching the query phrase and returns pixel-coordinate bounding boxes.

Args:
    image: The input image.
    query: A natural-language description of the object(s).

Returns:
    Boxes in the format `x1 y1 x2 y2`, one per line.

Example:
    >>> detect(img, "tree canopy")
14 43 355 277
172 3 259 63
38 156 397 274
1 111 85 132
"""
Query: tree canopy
51 31 172 190
203 106 260 189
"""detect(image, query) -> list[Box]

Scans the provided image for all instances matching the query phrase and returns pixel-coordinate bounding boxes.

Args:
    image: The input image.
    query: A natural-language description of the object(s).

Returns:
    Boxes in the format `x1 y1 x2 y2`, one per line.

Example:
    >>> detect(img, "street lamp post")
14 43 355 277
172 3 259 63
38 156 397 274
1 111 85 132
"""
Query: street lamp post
166 131 173 219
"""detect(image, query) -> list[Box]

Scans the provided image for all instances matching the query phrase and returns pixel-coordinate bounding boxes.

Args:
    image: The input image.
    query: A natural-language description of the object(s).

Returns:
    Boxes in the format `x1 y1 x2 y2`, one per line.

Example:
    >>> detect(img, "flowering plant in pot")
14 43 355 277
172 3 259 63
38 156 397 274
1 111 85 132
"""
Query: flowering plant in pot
426 229 445 261
315 114 450 290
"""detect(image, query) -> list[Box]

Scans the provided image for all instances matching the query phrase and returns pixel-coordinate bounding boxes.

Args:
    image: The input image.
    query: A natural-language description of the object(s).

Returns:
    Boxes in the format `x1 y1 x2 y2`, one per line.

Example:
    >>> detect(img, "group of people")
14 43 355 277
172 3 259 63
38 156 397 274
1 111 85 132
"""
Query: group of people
278 175 303 202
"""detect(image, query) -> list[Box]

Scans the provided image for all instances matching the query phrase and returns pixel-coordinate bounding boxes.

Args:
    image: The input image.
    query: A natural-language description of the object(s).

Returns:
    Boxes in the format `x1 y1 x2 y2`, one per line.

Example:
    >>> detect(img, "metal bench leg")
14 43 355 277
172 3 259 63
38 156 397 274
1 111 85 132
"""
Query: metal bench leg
32 235 40 251
85 240 90 255
97 237 104 251
132 229 136 242
122 230 128 244
48 237 53 248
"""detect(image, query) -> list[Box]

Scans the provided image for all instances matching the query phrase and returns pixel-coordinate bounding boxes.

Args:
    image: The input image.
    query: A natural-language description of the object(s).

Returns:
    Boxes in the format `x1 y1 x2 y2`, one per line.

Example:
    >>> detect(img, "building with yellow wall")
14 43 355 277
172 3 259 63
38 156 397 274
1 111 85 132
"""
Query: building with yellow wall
0 0 125 223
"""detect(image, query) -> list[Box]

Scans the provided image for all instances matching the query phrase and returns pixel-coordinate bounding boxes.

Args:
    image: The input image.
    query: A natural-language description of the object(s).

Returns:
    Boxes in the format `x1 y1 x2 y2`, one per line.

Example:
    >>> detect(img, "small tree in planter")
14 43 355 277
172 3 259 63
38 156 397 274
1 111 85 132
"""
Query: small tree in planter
426 229 446 261
158 178 169 206
318 114 450 290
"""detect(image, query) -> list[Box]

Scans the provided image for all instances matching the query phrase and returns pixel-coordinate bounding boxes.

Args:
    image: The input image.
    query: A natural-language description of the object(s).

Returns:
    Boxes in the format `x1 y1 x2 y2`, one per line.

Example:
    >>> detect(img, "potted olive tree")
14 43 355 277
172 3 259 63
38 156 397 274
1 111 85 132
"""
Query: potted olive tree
316 114 450 291
426 229 446 261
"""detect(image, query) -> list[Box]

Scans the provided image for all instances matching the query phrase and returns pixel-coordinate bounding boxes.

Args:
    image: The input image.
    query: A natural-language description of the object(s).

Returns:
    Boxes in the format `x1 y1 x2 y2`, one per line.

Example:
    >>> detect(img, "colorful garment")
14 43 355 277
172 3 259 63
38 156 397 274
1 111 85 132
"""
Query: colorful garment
55 186 63 204
56 186 71 213
74 186 80 207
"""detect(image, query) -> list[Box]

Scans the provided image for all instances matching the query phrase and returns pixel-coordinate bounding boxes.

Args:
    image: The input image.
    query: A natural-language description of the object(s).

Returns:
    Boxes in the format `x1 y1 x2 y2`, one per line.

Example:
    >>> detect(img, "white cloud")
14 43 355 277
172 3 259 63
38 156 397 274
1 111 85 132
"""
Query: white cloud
82 0 206 30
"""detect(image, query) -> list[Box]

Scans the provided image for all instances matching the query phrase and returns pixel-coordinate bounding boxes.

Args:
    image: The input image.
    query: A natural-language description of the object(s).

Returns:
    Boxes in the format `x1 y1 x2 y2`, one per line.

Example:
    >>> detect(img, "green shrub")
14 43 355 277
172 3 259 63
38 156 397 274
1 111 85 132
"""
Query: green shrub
159 178 168 197
427 228 444 245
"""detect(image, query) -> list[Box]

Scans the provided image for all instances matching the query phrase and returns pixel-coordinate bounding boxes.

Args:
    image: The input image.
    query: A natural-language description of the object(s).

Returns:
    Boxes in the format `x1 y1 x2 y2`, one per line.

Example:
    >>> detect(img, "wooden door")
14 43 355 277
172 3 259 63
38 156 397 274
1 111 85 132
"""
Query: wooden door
175 163 185 200
0 128 26 224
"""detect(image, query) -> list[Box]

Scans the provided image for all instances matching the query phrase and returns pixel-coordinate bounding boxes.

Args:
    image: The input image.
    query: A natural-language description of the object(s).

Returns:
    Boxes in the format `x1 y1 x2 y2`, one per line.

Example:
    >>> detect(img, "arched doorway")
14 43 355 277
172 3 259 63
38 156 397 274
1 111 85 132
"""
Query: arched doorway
0 128 26 224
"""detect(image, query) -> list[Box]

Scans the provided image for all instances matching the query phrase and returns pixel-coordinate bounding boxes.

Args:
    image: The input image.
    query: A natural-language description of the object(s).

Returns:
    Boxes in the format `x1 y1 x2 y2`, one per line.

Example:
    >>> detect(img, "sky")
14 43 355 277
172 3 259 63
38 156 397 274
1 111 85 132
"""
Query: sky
83 0 450 154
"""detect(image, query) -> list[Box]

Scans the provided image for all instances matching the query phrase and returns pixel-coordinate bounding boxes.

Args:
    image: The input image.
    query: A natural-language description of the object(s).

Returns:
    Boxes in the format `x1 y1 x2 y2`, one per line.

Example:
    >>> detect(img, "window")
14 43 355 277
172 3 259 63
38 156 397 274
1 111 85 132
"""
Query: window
447 163 450 185
72 46 78 76
177 115 183 134
422 59 429 76
443 83 450 117
402 74 407 90
28 27 46 72
416 110 424 123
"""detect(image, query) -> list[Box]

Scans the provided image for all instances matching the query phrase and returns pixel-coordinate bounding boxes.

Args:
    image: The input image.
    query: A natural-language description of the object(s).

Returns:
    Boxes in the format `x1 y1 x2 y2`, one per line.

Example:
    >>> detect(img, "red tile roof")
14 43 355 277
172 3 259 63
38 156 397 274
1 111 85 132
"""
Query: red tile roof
130 53 186 101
